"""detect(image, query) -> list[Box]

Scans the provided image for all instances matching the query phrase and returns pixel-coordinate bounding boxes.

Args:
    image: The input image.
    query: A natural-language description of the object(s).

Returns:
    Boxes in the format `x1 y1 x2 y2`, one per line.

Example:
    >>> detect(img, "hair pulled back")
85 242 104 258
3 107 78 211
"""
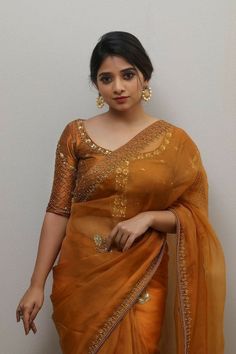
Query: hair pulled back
90 31 153 84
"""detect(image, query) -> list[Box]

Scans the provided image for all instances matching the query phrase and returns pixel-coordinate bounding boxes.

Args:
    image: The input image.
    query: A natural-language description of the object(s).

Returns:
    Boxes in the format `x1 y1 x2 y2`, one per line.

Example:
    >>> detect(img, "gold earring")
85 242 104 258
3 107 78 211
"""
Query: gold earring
141 86 152 102
96 93 105 108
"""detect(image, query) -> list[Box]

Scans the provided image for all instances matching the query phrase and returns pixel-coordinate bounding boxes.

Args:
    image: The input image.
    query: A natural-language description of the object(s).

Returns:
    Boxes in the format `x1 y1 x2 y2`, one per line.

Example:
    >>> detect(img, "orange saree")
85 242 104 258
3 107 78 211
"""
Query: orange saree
47 118 225 354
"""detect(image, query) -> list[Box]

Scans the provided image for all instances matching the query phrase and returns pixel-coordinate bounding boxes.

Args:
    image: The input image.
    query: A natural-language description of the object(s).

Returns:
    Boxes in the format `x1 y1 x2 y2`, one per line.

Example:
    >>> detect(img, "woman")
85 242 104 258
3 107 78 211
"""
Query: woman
16 31 226 354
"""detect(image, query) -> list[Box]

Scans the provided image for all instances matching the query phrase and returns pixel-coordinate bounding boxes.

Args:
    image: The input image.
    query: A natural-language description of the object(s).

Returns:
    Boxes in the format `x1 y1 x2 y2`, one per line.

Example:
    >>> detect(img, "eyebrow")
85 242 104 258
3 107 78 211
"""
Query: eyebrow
98 67 136 77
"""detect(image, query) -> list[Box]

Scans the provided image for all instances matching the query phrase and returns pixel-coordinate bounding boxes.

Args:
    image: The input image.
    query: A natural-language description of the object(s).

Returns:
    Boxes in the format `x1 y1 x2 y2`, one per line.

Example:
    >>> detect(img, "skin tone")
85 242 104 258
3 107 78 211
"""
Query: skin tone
16 54 176 336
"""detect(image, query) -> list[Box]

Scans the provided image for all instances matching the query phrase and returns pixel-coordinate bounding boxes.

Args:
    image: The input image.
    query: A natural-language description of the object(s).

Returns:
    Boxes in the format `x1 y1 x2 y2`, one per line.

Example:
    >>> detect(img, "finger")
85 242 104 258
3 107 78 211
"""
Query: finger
119 233 130 250
123 234 135 252
16 305 23 322
22 307 32 335
107 225 119 249
29 304 39 324
30 321 37 334
113 229 124 250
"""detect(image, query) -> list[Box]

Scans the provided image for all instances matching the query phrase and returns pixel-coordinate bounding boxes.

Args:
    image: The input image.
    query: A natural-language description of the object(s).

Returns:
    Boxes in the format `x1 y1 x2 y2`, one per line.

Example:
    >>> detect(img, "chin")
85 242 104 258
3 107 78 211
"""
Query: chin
109 102 137 112
115 105 131 111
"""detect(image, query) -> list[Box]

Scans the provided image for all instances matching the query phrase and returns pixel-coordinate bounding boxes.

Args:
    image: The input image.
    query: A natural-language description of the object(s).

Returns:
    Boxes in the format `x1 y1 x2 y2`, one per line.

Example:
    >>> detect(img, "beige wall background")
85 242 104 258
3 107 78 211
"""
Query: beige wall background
1 0 235 353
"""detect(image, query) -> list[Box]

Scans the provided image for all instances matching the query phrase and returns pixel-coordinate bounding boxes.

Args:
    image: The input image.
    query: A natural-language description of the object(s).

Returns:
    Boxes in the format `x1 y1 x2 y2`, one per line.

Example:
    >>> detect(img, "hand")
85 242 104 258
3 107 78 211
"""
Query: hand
107 212 152 252
16 285 44 335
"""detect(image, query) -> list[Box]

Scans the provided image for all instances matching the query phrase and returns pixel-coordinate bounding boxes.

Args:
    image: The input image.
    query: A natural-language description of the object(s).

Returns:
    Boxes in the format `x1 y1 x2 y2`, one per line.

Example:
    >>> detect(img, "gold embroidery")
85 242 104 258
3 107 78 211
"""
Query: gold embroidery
112 161 130 217
169 208 192 354
74 120 173 203
88 240 167 354
77 120 112 155
137 289 151 304
178 232 192 354
93 234 110 253
130 130 172 161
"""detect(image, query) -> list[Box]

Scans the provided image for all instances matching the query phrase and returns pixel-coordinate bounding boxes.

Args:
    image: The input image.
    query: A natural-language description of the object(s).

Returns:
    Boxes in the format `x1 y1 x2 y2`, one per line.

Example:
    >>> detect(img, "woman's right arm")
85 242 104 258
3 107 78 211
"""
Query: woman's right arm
16 212 68 335
17 121 79 335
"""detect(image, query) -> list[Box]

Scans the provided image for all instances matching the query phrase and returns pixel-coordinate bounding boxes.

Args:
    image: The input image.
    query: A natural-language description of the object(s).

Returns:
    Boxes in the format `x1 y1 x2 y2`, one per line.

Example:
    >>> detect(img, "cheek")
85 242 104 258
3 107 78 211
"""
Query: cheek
98 86 111 98
132 79 143 94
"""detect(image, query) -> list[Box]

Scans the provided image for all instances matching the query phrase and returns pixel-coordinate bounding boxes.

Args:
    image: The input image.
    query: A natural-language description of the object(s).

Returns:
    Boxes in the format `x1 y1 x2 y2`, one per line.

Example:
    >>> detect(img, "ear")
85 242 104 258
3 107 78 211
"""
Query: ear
142 79 149 89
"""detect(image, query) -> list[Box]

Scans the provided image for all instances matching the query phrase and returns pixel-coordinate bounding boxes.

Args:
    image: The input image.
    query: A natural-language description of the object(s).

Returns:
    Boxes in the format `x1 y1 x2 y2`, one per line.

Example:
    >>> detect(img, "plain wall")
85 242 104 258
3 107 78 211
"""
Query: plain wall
1 0 235 353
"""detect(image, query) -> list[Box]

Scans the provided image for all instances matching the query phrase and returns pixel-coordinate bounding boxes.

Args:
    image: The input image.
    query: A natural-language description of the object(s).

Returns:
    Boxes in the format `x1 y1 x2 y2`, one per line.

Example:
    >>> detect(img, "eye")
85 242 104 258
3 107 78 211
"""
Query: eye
123 71 135 80
99 76 112 84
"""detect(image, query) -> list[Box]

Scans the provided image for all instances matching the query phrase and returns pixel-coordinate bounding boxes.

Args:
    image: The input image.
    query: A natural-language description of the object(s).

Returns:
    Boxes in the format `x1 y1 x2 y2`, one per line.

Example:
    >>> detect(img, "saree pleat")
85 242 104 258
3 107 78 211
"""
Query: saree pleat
99 249 169 354
47 118 225 353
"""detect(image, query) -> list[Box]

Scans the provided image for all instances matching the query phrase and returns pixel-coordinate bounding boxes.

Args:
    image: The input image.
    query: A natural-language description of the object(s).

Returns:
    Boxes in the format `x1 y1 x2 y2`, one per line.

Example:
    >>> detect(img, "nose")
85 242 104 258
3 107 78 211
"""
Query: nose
112 78 125 95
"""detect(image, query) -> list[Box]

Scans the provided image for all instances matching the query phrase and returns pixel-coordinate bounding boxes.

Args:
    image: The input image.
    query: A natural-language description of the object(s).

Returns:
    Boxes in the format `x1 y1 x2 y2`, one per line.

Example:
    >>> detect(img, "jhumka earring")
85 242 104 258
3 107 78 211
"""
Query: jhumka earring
141 86 152 102
96 93 105 108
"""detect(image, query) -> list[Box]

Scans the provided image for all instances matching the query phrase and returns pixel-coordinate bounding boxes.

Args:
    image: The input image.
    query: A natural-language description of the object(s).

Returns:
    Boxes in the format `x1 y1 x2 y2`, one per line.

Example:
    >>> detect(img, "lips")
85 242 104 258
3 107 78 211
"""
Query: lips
113 96 129 100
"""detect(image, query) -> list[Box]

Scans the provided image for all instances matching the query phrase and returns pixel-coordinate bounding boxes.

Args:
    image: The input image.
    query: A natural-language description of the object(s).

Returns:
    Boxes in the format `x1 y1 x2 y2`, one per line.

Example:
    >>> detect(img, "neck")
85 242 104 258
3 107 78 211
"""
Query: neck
106 104 149 126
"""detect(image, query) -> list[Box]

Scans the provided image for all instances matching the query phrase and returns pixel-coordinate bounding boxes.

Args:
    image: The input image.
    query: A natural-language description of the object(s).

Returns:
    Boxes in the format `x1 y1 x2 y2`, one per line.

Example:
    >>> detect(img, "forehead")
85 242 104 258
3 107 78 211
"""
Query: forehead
97 56 135 73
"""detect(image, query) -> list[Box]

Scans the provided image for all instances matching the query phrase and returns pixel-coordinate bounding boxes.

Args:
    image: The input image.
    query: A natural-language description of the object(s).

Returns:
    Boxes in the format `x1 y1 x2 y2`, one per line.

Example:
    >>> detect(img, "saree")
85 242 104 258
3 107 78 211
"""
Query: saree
46 118 226 354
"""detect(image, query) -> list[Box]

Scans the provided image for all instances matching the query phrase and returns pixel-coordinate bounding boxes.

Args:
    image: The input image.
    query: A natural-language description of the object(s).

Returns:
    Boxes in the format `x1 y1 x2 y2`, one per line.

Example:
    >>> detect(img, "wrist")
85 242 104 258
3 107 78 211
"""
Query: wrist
30 278 45 290
142 211 157 228
145 210 176 233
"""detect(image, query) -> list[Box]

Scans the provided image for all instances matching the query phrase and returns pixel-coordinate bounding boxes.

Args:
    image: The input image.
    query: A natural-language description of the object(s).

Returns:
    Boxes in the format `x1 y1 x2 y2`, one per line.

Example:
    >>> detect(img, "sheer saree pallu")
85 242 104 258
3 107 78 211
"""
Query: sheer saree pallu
47 119 226 354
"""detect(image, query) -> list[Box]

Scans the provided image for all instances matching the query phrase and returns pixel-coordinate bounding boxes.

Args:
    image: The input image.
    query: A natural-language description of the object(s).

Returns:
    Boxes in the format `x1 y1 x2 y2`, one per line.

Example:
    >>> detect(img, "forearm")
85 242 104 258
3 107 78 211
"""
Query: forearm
146 210 177 234
30 212 69 289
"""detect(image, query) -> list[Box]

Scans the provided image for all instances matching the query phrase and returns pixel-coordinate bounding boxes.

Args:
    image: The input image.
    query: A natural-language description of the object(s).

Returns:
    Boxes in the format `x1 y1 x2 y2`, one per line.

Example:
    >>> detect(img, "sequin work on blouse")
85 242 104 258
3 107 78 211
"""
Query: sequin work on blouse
46 118 174 216
46 121 79 217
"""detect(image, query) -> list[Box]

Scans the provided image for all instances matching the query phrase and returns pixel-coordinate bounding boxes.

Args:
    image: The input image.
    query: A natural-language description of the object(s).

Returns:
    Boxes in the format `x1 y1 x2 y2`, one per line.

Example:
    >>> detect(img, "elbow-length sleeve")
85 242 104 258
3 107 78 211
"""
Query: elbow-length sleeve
46 121 78 217
167 129 226 354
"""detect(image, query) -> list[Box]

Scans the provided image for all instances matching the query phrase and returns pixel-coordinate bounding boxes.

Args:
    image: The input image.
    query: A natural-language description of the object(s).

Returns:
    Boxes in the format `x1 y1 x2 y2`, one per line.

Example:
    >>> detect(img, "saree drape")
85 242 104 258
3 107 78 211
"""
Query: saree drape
47 118 225 354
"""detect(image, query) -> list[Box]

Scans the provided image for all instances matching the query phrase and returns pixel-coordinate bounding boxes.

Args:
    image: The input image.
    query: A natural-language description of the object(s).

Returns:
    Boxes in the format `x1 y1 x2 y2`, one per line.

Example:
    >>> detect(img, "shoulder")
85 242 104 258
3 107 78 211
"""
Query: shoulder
60 117 88 137
166 121 202 174
166 121 199 152
165 122 204 183
63 118 82 131
57 118 84 150
64 114 105 131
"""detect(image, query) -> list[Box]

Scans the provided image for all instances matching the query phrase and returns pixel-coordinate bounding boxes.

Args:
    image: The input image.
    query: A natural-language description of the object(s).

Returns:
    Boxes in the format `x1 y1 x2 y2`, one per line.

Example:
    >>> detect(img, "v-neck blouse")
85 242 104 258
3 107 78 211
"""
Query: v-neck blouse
78 118 166 155
46 117 190 217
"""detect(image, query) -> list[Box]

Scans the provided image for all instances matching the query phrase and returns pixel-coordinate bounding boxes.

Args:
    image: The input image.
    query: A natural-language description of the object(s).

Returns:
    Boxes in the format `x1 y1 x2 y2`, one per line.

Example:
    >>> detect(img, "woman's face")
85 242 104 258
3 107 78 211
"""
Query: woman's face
96 56 148 111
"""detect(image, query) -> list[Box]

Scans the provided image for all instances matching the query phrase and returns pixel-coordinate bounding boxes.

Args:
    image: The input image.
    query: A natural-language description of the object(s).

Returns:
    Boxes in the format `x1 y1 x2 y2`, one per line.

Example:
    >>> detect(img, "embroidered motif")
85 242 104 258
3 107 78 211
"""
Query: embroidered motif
93 234 110 253
88 240 167 354
132 131 172 161
137 289 151 304
112 160 130 217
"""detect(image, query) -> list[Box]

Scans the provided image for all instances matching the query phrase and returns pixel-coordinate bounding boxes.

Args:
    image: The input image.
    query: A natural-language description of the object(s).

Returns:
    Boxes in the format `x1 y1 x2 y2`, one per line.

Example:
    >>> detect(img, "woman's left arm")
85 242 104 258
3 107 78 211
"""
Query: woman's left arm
144 210 177 234
108 210 176 251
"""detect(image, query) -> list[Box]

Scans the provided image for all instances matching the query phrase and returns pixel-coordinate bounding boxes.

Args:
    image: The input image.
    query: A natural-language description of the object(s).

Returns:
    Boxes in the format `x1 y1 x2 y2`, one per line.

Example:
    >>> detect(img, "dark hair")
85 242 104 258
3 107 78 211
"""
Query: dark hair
90 31 154 84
